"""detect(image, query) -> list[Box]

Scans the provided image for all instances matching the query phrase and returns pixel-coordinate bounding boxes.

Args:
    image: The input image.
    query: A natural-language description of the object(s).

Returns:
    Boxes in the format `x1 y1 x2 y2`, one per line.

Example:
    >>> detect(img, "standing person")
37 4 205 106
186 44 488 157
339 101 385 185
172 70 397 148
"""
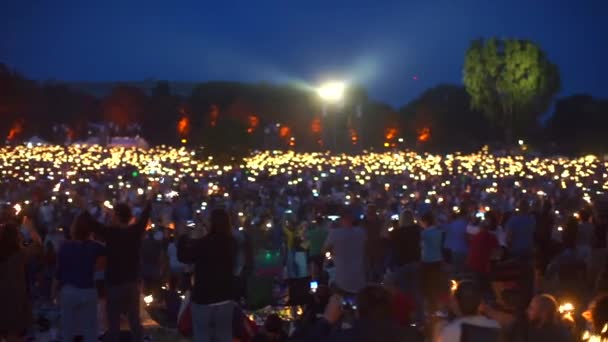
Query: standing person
466 220 499 299
0 219 42 342
81 190 154 342
420 212 444 312
576 209 594 273
505 200 536 302
324 210 367 295
444 207 469 276
591 212 608 291
362 205 384 282
167 235 186 291
178 209 237 342
140 229 165 298
54 214 105 342
305 217 328 280
388 210 422 320
283 219 298 279
505 200 536 259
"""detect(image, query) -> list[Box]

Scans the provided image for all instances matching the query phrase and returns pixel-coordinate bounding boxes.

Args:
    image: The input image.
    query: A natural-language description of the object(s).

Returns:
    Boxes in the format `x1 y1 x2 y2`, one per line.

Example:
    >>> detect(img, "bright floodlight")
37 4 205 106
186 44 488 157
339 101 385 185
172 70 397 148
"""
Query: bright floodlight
318 81 345 102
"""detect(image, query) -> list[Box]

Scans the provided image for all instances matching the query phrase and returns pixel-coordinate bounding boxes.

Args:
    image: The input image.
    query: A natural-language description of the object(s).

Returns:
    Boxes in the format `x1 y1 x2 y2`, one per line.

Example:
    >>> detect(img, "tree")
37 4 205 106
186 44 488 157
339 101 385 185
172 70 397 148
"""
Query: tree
399 84 493 152
101 85 147 135
545 95 608 154
143 81 181 145
463 38 560 143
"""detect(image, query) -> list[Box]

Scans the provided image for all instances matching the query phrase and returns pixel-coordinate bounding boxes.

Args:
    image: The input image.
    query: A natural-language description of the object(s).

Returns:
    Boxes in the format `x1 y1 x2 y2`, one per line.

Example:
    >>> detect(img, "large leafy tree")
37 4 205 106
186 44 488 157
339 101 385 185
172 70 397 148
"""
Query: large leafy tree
463 38 560 143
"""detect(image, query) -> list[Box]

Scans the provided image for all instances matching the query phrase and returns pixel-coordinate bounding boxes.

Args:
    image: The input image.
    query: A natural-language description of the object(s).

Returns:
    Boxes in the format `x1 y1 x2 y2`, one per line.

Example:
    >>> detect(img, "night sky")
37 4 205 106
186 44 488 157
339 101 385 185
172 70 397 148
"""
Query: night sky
1 0 606 107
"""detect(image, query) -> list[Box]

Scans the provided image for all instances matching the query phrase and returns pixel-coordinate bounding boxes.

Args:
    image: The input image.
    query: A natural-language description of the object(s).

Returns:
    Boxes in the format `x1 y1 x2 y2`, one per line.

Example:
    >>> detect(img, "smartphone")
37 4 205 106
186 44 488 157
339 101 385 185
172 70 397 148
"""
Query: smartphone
342 295 357 310
475 212 485 220
434 310 448 318
327 215 340 221
310 281 318 293
103 200 113 209
391 214 399 221
186 220 196 228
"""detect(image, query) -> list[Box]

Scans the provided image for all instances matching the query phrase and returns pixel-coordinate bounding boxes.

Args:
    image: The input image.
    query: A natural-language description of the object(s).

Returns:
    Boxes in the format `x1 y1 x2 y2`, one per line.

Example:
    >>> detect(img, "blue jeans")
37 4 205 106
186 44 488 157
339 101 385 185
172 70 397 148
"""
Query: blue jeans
60 285 98 342
191 301 234 342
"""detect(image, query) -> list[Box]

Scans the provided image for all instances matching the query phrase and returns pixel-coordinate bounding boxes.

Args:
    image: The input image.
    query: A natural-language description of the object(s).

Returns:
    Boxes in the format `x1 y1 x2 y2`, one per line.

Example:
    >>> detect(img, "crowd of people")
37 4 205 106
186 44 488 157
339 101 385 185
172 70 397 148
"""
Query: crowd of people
1 145 608 341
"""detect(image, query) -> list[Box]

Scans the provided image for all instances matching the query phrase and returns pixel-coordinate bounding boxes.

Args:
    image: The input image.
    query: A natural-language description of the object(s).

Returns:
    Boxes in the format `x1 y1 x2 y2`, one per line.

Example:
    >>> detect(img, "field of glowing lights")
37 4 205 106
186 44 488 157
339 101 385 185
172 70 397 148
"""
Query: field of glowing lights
0 145 607 195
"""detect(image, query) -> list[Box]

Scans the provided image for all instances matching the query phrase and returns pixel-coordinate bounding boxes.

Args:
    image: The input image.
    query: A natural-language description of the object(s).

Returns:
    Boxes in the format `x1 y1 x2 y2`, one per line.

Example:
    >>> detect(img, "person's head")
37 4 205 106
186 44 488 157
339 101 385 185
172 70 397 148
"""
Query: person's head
366 205 377 218
485 211 499 231
480 218 493 232
399 210 415 227
580 209 592 223
113 203 132 225
457 205 469 218
70 214 92 240
587 294 608 334
356 285 393 321
517 199 530 214
0 223 21 263
339 208 353 227
209 208 231 236
453 280 482 317
563 217 579 249
527 294 559 326
420 212 434 228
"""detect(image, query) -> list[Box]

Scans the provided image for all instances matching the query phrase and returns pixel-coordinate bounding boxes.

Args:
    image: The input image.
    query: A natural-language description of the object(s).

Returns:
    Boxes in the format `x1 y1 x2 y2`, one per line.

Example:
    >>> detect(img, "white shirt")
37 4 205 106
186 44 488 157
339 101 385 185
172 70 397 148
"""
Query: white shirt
324 226 367 293
466 224 480 236
167 242 184 271
437 315 500 342
493 225 507 247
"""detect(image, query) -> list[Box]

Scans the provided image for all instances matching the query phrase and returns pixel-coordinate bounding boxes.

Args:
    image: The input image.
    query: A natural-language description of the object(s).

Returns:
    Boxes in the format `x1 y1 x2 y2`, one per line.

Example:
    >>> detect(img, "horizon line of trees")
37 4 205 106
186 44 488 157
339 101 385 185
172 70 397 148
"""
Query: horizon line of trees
1 38 606 156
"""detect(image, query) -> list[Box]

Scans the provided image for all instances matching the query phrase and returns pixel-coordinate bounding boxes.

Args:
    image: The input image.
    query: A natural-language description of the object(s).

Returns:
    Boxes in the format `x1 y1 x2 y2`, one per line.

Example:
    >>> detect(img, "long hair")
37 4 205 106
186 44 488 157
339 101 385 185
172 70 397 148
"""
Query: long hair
532 294 559 326
71 214 93 241
209 209 232 236
0 223 21 263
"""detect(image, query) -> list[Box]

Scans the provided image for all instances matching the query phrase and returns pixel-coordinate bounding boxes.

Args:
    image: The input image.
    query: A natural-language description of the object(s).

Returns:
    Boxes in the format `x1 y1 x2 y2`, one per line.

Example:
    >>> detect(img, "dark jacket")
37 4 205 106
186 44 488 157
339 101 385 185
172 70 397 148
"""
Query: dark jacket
307 318 423 342
389 224 421 267
178 232 236 304
87 201 152 286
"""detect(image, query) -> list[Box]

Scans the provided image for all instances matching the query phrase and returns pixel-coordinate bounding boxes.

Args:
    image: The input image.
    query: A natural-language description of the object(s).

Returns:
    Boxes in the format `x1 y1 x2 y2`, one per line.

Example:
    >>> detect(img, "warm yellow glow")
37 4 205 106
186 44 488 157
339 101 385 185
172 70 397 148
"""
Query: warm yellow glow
451 280 458 292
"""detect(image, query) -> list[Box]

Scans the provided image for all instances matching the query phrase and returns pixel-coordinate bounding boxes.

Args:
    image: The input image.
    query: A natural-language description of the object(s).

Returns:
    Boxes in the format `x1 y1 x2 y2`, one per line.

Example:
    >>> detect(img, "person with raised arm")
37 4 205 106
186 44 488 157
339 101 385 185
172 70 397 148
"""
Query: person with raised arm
78 186 157 342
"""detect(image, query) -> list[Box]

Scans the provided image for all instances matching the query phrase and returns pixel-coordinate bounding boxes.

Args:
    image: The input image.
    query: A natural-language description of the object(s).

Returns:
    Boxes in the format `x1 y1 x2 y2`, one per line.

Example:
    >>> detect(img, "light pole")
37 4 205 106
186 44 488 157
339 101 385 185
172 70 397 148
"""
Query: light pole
317 81 345 151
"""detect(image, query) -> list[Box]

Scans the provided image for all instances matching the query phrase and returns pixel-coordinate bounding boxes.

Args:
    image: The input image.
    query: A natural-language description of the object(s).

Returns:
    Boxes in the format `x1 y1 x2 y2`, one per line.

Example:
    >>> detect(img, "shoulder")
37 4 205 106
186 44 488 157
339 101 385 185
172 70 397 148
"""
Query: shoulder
439 320 462 340
465 316 501 329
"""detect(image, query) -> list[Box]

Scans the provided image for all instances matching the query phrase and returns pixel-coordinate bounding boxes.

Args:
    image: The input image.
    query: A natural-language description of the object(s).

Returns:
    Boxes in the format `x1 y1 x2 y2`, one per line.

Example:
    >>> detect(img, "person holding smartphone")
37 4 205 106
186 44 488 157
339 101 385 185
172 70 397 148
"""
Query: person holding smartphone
307 285 422 342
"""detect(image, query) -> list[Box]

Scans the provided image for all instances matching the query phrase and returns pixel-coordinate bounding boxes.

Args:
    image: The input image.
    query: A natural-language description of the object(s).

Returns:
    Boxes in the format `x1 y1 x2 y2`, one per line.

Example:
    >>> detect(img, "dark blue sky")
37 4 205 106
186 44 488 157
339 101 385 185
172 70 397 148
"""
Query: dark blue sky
1 0 606 107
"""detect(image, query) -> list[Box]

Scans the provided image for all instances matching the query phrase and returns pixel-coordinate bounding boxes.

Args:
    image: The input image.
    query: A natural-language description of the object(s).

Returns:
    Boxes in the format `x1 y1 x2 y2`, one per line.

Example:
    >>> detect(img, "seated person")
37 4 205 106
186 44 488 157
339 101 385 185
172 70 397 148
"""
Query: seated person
384 272 416 326
435 280 500 342
307 285 422 342
252 314 287 342
526 294 575 341
584 294 608 339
